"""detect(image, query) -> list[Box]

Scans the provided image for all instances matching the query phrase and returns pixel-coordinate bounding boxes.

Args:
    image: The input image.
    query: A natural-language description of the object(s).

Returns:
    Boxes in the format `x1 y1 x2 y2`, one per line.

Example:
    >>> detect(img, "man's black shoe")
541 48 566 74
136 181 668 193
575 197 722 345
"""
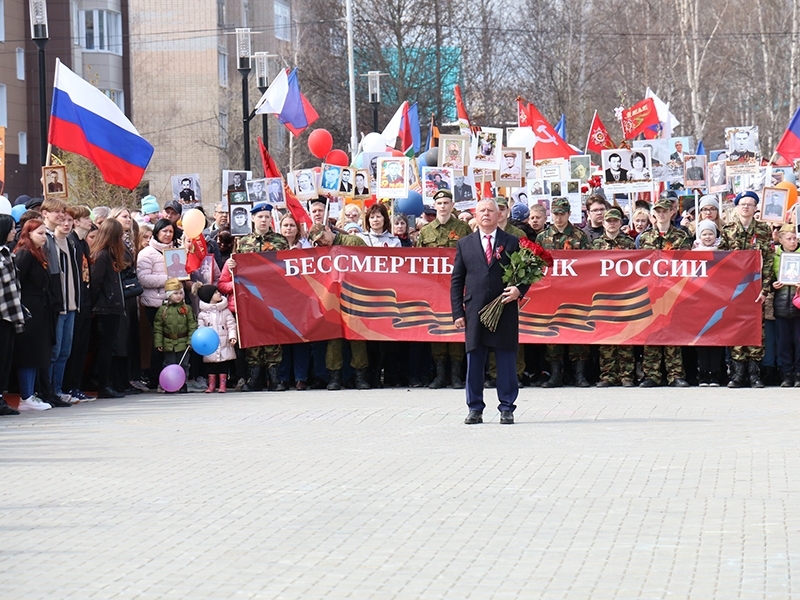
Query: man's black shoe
500 411 514 424
464 410 483 424
669 378 690 387
639 378 658 388
0 401 19 415
47 396 73 407
98 387 124 399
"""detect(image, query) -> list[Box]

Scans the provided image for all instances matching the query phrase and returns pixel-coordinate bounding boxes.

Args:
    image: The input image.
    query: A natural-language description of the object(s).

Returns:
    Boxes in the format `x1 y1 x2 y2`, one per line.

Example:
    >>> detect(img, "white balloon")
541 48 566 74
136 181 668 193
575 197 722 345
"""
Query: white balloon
509 127 537 150
362 132 386 153
0 196 11 215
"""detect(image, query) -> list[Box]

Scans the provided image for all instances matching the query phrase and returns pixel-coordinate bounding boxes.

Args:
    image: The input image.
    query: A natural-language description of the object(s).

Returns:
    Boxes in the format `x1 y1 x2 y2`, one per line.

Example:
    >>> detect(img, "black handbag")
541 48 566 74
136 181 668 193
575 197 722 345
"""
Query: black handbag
121 271 143 299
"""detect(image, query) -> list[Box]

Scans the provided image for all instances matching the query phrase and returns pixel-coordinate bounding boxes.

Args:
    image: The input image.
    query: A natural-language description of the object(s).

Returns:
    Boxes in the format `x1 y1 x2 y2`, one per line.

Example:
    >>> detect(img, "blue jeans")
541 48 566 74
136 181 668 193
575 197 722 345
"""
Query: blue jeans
50 311 76 394
278 343 311 383
18 367 37 399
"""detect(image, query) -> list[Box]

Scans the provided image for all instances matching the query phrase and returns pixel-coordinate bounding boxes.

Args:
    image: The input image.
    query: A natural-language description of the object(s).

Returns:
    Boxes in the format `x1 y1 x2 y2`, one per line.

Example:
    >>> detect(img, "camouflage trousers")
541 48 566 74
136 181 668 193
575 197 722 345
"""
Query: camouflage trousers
487 345 526 378
731 308 766 361
598 345 635 384
326 339 369 370
431 342 465 363
642 345 684 384
246 345 282 368
545 344 589 363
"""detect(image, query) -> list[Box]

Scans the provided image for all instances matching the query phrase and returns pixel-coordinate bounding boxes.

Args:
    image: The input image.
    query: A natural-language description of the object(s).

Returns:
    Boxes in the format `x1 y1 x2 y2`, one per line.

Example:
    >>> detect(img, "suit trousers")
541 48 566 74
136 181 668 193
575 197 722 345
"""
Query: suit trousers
466 346 517 414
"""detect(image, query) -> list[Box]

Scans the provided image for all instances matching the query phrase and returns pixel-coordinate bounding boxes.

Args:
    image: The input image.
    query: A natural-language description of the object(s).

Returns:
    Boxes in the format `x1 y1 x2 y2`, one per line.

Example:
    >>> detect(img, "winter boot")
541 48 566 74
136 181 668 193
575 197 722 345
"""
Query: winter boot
242 366 263 392
541 361 563 388
727 360 746 388
355 368 371 390
268 365 285 391
450 361 464 389
573 360 590 388
218 374 228 393
429 360 447 389
205 374 217 393
748 360 765 388
780 369 794 388
327 370 342 391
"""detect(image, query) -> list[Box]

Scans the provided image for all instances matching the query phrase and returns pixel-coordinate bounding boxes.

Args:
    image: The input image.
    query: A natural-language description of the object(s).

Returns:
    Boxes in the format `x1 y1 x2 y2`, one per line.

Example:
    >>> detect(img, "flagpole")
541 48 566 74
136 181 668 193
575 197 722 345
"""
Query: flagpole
585 110 596 155
345 0 358 160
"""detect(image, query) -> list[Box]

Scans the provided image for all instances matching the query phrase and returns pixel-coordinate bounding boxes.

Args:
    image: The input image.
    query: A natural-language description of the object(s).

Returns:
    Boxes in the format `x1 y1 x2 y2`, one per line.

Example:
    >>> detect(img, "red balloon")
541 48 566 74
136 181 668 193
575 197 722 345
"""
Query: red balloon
390 148 404 157
308 129 333 159
325 149 350 166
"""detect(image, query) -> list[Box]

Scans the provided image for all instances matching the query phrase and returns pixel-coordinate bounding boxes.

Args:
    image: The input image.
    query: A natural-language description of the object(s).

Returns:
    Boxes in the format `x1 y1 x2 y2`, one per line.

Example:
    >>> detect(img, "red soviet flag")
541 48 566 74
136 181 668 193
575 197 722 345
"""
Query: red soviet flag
622 98 660 140
521 98 578 160
586 111 616 153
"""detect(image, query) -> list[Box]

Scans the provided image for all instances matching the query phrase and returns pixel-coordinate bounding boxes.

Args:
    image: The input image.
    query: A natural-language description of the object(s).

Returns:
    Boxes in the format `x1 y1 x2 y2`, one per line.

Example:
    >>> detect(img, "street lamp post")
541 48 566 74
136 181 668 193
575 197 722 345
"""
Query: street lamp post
236 28 252 170
367 71 381 133
254 52 272 151
30 0 49 168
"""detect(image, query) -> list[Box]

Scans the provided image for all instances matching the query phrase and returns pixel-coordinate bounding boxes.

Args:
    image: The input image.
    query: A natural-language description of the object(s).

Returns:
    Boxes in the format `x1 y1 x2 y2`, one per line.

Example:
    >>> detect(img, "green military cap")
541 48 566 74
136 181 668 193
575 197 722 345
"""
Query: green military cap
432 189 453 201
653 198 673 211
308 223 327 243
551 197 571 213
604 208 623 221
496 197 509 207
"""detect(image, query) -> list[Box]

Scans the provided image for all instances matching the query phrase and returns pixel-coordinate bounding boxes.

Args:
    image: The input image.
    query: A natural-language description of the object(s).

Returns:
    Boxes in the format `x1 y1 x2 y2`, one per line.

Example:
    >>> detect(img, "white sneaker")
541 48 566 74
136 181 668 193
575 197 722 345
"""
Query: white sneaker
17 395 52 411
59 393 72 403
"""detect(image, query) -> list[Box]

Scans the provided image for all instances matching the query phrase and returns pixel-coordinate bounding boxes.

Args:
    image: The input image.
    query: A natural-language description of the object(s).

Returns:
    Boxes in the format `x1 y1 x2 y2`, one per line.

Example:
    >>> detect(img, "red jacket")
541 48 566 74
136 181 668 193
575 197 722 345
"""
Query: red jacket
217 259 237 314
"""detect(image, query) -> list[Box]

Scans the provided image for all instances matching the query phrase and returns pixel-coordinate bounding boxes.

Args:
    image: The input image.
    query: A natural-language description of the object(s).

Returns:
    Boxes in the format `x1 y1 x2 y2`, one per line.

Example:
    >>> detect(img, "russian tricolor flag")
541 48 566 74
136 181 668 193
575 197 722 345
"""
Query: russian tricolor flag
254 68 318 137
48 59 153 190
776 105 800 164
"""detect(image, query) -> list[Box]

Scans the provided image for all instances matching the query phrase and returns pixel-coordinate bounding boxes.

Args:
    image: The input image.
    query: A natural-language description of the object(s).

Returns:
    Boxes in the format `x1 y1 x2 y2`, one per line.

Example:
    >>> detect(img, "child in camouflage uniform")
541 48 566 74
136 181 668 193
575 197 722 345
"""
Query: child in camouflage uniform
154 278 198 393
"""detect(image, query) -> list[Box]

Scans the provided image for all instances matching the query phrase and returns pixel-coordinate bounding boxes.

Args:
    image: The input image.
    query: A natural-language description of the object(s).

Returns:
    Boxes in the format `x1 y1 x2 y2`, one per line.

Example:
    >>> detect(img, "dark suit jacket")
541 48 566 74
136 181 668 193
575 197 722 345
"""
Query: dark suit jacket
450 229 530 353
604 168 627 182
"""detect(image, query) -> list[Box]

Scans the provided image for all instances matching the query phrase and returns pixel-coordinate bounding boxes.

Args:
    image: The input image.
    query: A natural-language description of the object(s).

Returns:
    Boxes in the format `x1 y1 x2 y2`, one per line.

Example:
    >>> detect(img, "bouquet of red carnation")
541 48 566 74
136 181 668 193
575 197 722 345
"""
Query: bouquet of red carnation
478 238 554 332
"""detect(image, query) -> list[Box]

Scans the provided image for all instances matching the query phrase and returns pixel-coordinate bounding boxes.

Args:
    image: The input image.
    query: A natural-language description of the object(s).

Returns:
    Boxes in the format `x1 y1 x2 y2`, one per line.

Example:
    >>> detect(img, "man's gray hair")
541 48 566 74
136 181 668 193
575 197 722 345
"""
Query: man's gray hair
477 197 499 210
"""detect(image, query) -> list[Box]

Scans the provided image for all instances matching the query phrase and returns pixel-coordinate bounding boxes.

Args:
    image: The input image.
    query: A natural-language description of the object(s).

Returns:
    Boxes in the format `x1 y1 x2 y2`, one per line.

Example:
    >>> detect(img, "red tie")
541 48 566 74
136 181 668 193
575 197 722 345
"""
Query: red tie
485 234 493 264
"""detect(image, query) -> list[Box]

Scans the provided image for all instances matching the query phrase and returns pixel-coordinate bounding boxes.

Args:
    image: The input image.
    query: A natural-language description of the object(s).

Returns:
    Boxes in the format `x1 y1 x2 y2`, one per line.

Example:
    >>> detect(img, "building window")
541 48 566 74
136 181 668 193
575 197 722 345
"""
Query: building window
102 89 125 112
79 10 122 54
219 111 228 149
0 84 6 128
16 48 25 80
0 0 5 43
218 49 228 88
18 132 27 165
274 0 291 41
217 0 225 26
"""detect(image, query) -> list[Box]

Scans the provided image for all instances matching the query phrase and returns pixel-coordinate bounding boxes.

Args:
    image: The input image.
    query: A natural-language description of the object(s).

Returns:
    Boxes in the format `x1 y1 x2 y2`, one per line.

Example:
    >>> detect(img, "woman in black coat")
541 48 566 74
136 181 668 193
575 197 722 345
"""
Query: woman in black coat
13 219 54 410
90 218 129 399
0 214 26 415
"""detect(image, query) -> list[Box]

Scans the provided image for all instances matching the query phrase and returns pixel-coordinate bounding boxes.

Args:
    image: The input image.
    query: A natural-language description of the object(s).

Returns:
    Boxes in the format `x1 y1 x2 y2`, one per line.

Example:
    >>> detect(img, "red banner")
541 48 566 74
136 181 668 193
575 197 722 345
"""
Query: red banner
233 248 762 348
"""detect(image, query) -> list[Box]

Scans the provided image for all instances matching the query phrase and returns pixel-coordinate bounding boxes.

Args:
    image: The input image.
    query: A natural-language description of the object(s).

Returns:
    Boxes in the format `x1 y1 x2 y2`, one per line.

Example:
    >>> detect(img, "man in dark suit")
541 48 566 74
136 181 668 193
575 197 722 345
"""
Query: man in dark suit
451 198 531 425
604 153 627 183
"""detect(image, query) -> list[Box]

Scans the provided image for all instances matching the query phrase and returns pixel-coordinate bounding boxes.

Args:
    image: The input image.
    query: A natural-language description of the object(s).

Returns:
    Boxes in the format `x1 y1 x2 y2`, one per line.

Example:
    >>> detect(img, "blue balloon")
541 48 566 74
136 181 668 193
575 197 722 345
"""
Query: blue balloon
11 204 26 223
396 190 424 218
191 327 220 356
416 152 428 173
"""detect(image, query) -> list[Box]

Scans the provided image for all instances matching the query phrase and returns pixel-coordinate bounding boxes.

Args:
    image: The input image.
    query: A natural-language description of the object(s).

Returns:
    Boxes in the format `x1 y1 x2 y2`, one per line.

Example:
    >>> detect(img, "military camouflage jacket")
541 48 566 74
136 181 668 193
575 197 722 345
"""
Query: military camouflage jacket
535 223 590 250
637 225 691 251
592 233 636 250
416 215 472 248
236 231 290 253
718 218 775 294
501 222 526 239
334 232 366 247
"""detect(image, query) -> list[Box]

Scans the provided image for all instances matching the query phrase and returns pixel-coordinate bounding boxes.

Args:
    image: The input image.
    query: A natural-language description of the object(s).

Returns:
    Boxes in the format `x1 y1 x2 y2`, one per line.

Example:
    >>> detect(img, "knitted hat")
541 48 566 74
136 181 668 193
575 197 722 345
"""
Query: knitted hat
343 222 362 233
164 199 183 215
197 284 217 304
165 278 182 292
697 220 717 236
698 195 719 211
141 195 160 215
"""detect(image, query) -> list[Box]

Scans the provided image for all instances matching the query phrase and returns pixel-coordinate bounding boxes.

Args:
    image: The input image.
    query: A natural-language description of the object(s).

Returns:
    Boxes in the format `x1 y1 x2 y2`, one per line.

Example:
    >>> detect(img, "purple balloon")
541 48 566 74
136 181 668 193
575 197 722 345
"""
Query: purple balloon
159 364 186 392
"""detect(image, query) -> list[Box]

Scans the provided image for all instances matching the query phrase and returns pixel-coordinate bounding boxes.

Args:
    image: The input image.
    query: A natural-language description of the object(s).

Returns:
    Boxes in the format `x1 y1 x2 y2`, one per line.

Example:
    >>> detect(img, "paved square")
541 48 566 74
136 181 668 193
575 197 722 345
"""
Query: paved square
2 387 800 599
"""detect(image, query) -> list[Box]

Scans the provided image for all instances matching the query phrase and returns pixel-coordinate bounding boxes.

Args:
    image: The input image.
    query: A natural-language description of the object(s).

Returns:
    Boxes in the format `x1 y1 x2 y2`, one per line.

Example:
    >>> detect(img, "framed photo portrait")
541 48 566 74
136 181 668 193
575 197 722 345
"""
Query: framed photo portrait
265 177 286 208
725 126 760 163
528 179 549 196
471 127 502 170
439 135 470 169
227 190 247 207
569 155 591 183
229 203 252 236
683 154 707 188
294 169 318 200
665 137 693 180
190 255 215 286
566 179 580 195
171 173 202 206
408 159 421 194
550 181 563 197
164 248 189 280
422 167 454 204
376 157 409 198
601 148 653 192
246 178 268 205
353 170 371 199
778 251 800 285
338 167 355 197
760 186 788 224
364 152 389 193
320 164 342 194
223 170 250 193
707 160 728 194
633 139 669 180
454 171 476 211
497 147 525 188
43 165 68 199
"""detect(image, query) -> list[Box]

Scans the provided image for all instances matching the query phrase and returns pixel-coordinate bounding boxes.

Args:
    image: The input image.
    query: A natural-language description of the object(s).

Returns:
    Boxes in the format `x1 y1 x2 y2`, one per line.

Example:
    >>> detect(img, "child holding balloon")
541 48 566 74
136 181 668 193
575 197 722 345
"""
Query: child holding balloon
192 282 237 393
154 278 197 393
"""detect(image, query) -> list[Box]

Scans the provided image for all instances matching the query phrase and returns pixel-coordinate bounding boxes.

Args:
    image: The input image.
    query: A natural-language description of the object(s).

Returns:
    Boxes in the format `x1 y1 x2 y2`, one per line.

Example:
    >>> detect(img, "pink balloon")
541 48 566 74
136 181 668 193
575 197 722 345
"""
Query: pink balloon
159 364 186 392
325 149 349 166
308 129 334 159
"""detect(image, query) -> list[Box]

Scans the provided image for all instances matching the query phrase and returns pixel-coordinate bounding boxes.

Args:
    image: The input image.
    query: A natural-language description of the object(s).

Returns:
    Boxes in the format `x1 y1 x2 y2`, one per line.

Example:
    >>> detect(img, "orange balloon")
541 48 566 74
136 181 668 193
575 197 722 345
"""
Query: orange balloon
776 180 798 208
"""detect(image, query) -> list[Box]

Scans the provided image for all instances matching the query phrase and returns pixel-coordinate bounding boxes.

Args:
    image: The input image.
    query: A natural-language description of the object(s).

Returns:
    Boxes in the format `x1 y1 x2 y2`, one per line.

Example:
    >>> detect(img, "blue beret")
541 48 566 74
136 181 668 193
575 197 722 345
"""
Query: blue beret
250 202 273 215
734 190 759 206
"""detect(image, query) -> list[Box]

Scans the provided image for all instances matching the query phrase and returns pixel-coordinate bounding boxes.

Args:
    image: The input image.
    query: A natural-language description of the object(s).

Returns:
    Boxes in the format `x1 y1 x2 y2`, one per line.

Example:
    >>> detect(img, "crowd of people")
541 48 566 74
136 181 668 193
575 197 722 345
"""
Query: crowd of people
0 183 796 417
